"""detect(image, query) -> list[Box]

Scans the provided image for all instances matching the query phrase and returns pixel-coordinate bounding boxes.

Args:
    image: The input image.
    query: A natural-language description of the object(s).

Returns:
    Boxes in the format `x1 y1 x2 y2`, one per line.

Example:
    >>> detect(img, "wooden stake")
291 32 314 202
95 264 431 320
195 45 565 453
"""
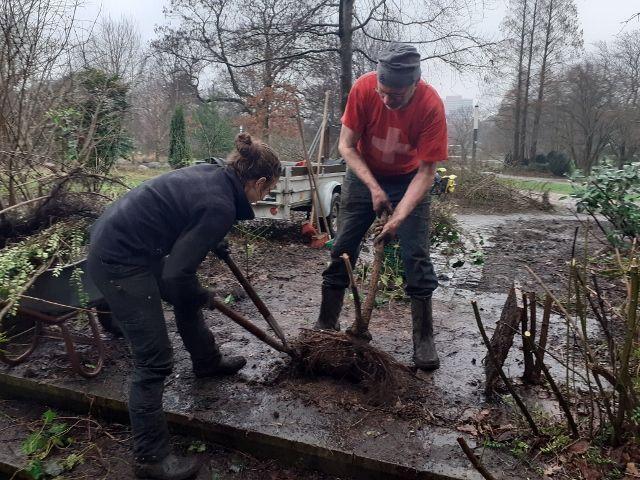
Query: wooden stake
533 294 552 380
295 101 331 236
472 300 540 436
524 331 579 438
310 91 331 225
457 437 497 480
522 292 536 384
341 253 363 329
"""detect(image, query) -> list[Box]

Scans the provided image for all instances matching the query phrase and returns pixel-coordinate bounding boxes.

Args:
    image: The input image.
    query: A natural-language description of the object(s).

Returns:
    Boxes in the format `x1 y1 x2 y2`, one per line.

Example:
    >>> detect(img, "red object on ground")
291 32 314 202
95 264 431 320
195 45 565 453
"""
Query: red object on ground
301 222 317 237
309 233 330 249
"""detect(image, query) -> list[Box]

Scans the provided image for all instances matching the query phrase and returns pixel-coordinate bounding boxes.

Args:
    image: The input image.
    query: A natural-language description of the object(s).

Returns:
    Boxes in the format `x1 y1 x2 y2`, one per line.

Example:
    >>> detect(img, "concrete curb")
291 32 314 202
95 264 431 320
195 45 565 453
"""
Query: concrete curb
0 372 461 480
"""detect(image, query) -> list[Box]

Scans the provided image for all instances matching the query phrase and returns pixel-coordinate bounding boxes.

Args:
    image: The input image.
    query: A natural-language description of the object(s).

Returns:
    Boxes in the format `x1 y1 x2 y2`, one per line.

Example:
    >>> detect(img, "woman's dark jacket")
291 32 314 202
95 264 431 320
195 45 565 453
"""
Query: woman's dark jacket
89 165 254 307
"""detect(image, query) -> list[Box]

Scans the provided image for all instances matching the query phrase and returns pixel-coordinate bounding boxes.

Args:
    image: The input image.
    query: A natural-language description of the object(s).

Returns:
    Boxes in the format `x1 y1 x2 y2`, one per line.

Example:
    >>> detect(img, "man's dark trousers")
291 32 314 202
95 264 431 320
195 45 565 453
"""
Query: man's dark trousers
322 169 438 296
86 255 217 462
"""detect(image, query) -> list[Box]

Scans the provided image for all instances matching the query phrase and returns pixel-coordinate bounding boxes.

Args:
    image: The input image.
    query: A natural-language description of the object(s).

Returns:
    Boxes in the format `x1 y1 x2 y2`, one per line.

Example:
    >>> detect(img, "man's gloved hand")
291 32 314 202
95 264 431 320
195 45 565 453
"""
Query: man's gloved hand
203 289 219 310
372 213 398 247
213 238 230 259
370 187 393 216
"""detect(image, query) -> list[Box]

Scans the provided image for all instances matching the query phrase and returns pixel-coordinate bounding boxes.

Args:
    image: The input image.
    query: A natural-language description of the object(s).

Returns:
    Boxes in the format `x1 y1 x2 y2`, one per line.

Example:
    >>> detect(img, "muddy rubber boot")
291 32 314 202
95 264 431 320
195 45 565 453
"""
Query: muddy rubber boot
411 296 440 371
313 286 345 331
134 453 201 480
194 354 247 378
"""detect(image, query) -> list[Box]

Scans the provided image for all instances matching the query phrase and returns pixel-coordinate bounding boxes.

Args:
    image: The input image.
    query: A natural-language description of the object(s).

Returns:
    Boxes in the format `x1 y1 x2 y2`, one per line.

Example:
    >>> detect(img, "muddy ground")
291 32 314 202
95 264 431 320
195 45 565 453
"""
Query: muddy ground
0 196 621 479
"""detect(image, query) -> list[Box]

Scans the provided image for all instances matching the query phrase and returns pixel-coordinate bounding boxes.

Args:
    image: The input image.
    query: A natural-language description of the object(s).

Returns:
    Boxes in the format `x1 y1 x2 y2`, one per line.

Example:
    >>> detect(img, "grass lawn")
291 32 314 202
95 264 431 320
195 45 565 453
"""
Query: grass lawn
498 177 574 195
115 167 170 186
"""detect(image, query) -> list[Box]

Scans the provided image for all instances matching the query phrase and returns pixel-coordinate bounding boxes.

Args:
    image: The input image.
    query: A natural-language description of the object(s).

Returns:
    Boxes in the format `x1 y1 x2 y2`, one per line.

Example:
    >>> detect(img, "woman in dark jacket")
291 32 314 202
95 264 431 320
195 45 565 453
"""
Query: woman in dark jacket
87 134 280 480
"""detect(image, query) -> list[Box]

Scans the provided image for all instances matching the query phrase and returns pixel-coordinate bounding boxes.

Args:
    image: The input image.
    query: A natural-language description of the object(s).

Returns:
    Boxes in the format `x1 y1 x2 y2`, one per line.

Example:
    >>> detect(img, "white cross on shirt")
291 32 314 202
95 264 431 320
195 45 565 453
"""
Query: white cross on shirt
371 127 412 164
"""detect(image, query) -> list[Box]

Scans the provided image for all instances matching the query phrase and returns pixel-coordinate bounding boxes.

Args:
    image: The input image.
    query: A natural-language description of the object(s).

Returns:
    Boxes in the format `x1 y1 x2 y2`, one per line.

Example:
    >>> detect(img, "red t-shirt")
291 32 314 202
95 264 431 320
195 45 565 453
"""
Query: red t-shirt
341 72 448 176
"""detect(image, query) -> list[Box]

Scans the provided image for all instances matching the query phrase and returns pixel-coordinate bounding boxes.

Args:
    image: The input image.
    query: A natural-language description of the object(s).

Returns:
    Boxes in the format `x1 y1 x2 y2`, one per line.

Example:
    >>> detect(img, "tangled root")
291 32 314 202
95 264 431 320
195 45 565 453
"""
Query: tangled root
290 328 413 405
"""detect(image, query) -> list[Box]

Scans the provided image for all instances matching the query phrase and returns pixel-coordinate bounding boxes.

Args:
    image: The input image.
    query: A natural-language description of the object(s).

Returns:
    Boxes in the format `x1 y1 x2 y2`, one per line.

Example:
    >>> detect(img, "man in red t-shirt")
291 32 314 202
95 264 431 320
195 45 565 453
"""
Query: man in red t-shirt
315 42 448 370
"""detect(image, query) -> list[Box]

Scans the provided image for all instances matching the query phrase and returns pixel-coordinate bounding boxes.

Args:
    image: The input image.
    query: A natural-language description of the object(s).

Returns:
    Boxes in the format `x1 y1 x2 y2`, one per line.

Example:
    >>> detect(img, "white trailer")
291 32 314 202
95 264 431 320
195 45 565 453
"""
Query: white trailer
252 161 346 236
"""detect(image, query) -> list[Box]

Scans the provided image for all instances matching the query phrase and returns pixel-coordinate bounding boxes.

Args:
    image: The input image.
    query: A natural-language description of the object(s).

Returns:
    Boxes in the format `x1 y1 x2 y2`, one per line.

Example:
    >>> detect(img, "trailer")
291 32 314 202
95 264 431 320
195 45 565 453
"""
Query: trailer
252 160 346 236
197 157 346 236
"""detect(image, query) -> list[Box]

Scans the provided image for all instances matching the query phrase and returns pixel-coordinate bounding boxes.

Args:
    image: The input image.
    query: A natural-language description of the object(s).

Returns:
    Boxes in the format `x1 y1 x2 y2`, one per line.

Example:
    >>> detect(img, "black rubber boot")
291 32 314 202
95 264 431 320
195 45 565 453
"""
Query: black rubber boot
134 453 201 480
193 354 247 378
411 296 440 371
313 286 345 331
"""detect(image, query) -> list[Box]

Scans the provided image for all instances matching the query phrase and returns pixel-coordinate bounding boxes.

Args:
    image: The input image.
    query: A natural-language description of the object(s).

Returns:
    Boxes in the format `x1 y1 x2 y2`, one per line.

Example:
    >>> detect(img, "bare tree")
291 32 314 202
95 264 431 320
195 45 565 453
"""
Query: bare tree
0 0 80 207
448 106 475 162
129 53 200 161
82 15 144 85
0 1 130 242
528 0 582 160
504 0 530 165
498 0 582 165
598 30 640 167
153 0 329 140
154 0 496 132
558 61 613 174
518 0 540 164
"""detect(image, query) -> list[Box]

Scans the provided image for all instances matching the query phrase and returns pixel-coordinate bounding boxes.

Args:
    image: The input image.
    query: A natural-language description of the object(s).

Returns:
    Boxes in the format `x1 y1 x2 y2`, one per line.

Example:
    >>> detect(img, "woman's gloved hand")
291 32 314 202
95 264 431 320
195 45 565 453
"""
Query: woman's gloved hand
213 238 230 259
203 289 219 310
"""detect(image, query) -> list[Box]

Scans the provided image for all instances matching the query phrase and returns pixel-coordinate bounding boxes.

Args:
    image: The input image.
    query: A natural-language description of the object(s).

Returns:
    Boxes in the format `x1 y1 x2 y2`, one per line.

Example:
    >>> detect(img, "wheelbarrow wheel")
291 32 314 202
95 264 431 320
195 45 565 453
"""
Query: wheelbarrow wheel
60 310 105 378
0 314 42 366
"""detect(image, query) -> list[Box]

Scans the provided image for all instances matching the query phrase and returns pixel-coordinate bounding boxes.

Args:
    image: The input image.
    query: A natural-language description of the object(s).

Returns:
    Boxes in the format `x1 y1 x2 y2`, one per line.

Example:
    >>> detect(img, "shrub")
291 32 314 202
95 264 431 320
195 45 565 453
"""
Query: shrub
547 151 574 176
533 153 547 164
571 162 640 244
169 105 191 169
191 102 234 158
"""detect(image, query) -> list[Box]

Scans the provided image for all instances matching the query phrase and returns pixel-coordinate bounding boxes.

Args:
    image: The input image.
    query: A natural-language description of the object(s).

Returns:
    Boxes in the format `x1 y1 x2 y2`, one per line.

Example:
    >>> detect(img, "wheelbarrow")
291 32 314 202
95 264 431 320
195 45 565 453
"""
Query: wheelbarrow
0 258 113 378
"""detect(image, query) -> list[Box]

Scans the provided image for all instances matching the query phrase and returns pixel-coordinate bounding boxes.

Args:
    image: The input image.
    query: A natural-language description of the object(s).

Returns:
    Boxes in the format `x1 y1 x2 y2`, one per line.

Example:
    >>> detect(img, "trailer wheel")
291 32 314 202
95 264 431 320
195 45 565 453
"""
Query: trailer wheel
326 190 341 237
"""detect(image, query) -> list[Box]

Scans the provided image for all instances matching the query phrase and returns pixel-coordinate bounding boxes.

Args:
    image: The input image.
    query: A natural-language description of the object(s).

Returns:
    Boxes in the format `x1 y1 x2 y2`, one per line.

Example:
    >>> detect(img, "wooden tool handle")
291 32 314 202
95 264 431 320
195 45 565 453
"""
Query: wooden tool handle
222 255 287 346
341 253 363 331
361 212 390 326
211 299 291 355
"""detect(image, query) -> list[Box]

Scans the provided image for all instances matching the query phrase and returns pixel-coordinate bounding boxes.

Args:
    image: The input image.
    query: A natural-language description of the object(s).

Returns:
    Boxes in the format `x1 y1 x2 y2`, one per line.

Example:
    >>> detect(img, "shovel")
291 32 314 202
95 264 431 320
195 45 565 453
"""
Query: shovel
209 298 291 355
222 254 288 346
215 251 289 352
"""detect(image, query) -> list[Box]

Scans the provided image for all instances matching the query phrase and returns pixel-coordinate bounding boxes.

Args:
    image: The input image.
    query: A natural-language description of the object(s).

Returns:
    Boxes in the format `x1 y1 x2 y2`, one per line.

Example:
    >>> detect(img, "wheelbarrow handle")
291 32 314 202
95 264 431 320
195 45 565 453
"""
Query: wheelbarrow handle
221 254 288 347
210 298 291 356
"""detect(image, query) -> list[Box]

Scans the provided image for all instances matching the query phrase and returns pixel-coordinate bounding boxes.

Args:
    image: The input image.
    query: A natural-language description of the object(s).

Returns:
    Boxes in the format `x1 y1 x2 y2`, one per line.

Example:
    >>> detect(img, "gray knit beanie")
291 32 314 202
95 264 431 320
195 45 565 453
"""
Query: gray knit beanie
377 42 422 88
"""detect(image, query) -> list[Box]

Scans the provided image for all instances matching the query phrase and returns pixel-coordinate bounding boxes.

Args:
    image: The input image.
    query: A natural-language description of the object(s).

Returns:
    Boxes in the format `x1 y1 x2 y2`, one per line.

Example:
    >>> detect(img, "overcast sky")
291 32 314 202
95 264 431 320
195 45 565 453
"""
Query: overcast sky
78 0 640 108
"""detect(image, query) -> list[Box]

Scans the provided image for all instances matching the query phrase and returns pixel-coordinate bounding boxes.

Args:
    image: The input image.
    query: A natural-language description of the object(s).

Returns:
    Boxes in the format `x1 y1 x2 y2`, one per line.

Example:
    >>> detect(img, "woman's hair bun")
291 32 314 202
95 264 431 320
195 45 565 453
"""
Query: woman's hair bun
235 133 259 161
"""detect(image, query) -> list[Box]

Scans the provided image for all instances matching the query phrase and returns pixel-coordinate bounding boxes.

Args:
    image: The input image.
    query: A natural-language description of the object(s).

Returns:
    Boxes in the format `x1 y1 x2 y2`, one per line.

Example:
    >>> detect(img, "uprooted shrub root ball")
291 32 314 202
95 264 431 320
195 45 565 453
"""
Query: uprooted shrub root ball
291 328 415 405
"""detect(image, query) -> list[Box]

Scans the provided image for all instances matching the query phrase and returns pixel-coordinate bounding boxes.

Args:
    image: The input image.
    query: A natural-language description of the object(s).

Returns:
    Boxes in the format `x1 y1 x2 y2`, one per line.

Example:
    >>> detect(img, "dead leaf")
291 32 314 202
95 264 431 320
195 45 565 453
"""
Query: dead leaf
543 464 562 476
475 409 491 422
626 462 640 478
456 424 478 436
568 440 590 455
495 431 515 443
576 459 602 480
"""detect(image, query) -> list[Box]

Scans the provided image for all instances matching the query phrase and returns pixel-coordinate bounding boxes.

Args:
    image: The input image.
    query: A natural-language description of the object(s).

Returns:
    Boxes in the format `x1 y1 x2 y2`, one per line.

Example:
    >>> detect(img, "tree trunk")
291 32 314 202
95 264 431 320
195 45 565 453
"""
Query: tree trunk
617 144 626 168
529 0 553 161
519 0 539 164
7 155 16 206
339 0 354 112
512 0 529 165
262 36 273 142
